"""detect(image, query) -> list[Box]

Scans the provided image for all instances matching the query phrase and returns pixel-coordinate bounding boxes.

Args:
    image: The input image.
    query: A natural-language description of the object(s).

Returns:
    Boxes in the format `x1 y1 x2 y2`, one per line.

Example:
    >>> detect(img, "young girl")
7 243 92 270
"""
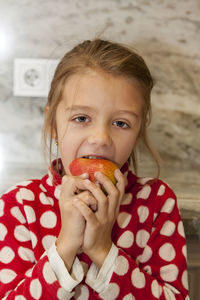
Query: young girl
0 39 189 299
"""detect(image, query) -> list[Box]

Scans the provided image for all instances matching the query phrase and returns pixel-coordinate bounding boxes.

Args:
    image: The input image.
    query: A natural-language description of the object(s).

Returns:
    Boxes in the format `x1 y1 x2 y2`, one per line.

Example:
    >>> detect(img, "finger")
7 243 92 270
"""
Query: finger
94 171 117 197
61 175 91 198
95 170 125 217
114 169 125 199
113 169 126 214
79 173 90 179
73 197 97 225
77 191 98 212
84 179 108 217
94 171 119 216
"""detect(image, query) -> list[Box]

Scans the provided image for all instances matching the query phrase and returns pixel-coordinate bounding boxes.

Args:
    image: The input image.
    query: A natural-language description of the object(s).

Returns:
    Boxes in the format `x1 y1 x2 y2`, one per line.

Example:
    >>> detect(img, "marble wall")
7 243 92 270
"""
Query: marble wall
0 0 200 209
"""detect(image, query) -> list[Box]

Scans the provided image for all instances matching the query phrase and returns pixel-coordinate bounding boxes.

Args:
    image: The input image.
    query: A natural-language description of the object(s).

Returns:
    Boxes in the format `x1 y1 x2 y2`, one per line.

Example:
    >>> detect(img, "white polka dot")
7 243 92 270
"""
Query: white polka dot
20 188 35 201
160 264 178 282
100 282 120 300
178 221 185 237
0 247 15 264
137 185 151 199
157 184 166 196
43 262 56 284
159 243 176 261
25 268 33 277
122 293 135 300
164 283 180 294
30 231 38 248
151 280 162 298
182 245 187 258
75 284 89 299
161 198 175 213
40 211 57 228
138 177 153 185
10 207 26 224
24 206 36 224
121 193 132 205
163 286 176 300
0 269 17 283
160 221 176 236
42 235 56 250
117 212 132 228
153 213 158 221
39 184 47 192
136 229 150 248
16 191 23 204
117 231 134 248
181 270 188 290
0 223 8 241
131 268 146 288
115 255 129 276
46 177 53 186
14 225 31 242
54 186 61 199
18 247 35 262
139 245 152 263
185 296 190 300
30 279 42 299
0 199 5 217
15 296 26 300
39 192 54 206
137 206 149 223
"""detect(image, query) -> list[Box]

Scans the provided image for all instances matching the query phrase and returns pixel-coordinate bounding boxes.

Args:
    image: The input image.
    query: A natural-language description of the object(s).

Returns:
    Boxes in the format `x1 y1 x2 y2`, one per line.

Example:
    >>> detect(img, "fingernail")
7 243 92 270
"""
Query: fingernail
80 173 88 178
114 169 120 176
94 171 101 178
62 175 68 183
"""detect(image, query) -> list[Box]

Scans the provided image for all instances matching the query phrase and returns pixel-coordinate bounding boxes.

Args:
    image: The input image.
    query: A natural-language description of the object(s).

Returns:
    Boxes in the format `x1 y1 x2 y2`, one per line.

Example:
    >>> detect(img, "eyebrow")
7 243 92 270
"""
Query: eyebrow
65 105 139 118
65 105 94 113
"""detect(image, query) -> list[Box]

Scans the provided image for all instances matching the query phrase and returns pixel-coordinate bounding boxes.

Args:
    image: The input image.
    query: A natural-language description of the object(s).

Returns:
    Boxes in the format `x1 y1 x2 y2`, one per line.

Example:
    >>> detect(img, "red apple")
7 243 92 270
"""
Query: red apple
69 158 118 185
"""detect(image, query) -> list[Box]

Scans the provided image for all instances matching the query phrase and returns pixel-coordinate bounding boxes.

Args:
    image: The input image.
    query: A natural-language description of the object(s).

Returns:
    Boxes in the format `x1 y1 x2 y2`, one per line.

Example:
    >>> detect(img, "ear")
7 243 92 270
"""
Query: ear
44 104 49 116
44 105 57 139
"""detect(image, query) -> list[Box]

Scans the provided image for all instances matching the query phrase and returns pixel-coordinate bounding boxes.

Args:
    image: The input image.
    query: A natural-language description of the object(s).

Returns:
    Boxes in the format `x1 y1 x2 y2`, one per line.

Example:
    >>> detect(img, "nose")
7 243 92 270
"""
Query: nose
87 126 112 147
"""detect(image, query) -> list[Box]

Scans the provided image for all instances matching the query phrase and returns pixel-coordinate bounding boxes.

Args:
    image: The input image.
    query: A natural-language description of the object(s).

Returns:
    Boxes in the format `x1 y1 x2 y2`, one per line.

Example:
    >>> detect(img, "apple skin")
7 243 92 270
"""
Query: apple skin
69 158 118 185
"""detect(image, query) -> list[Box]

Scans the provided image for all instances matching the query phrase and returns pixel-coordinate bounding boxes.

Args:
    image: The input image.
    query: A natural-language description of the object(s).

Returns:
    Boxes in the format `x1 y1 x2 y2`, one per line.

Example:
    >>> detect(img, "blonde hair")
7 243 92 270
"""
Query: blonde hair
43 39 160 177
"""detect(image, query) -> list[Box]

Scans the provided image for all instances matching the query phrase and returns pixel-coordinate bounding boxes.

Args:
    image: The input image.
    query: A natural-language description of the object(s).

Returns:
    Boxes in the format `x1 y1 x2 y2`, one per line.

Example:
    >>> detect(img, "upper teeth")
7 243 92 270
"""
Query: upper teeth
83 156 104 159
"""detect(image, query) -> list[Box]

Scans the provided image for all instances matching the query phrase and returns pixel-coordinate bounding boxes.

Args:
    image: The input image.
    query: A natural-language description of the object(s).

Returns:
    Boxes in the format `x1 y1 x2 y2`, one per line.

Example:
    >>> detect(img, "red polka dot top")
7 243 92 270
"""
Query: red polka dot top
0 160 189 299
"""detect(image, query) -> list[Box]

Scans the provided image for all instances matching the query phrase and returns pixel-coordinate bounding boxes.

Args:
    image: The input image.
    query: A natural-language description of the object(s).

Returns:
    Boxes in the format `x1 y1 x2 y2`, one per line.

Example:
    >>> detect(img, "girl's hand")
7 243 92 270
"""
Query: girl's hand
56 173 97 271
72 169 125 268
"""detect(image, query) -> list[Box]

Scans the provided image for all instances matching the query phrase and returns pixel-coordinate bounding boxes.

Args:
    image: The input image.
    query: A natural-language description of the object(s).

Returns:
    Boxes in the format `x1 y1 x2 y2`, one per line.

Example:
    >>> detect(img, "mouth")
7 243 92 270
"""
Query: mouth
81 155 118 166
82 155 108 160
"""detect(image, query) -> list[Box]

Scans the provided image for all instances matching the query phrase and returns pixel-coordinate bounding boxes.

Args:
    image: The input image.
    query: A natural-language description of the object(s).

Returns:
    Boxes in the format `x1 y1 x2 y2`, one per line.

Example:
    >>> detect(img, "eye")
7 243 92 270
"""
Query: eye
113 120 130 128
73 115 90 123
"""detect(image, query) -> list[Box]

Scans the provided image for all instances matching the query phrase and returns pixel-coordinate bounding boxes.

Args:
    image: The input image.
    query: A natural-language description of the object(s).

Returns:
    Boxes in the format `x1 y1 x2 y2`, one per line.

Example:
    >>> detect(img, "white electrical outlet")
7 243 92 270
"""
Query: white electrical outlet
13 58 59 97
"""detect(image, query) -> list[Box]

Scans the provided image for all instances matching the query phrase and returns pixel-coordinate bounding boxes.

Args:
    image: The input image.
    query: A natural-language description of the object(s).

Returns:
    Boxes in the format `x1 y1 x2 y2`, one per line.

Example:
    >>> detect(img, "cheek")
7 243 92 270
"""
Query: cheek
58 133 80 164
116 137 137 166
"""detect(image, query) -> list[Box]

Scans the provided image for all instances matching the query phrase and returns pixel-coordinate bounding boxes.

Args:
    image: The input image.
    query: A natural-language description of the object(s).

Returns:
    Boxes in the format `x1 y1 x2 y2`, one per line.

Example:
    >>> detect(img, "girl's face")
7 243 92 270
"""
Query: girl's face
56 70 144 174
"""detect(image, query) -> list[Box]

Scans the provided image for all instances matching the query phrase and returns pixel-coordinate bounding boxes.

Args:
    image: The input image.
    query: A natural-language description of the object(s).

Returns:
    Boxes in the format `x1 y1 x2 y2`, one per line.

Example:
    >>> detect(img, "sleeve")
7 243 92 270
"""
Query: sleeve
86 243 119 292
85 182 190 299
47 241 84 291
0 188 75 299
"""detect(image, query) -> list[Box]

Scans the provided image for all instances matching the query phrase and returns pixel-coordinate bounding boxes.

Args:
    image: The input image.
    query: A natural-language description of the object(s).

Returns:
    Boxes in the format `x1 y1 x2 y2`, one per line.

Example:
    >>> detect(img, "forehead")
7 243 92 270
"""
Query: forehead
61 70 144 111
